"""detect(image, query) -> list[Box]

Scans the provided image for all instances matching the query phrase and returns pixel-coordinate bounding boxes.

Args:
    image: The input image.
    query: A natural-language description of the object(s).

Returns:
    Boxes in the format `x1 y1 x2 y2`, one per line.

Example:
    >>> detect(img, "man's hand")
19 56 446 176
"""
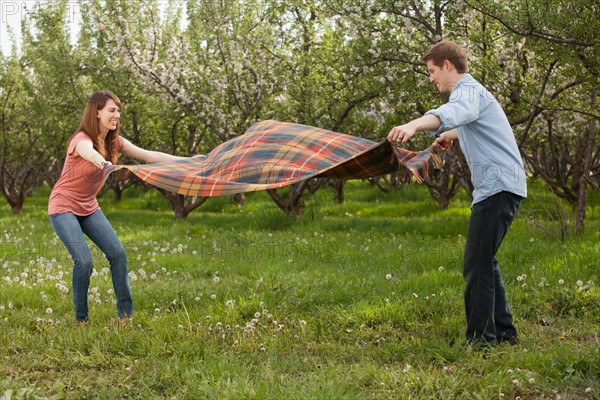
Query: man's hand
387 123 417 144
387 114 442 144
433 130 458 150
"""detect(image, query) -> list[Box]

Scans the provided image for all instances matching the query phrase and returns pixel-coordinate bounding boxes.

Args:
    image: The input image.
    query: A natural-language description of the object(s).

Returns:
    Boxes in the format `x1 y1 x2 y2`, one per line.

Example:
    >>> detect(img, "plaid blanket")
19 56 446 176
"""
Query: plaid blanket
104 120 439 197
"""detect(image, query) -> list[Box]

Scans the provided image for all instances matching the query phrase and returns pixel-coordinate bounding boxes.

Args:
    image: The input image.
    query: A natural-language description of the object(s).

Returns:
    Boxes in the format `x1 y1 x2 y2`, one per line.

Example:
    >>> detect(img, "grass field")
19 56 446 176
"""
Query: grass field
1 180 599 399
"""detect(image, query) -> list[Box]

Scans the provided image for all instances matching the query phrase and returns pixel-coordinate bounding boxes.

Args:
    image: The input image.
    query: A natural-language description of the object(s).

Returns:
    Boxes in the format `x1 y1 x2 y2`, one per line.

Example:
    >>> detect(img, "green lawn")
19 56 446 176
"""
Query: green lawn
1 180 598 399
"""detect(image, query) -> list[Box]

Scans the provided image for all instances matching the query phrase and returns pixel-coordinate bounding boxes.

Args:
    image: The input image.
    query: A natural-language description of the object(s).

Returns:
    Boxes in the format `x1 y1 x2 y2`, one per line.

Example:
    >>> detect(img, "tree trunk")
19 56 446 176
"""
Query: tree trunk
266 180 309 217
97 170 135 202
11 204 23 215
368 170 412 193
305 177 345 203
233 193 246 205
575 90 597 234
157 188 209 220
113 189 123 202
329 179 345 204
424 147 468 208
307 178 328 194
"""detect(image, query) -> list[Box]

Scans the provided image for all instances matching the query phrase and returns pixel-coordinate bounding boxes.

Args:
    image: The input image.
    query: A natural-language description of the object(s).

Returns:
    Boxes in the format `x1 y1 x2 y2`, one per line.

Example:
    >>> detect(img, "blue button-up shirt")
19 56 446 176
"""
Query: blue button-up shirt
425 74 527 205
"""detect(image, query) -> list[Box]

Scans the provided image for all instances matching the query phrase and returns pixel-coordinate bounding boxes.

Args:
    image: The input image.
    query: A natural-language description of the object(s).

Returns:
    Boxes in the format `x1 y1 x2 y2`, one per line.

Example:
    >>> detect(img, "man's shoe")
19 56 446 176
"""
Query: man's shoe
497 335 519 346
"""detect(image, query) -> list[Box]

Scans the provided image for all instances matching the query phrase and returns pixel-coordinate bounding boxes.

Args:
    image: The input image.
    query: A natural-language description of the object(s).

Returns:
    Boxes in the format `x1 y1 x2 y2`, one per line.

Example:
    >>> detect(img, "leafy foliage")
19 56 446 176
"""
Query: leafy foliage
0 0 598 228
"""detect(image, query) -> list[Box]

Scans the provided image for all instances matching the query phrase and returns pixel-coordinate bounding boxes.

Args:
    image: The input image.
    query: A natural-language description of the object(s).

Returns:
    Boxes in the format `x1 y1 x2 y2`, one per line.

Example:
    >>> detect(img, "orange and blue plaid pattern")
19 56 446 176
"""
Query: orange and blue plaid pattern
104 120 439 197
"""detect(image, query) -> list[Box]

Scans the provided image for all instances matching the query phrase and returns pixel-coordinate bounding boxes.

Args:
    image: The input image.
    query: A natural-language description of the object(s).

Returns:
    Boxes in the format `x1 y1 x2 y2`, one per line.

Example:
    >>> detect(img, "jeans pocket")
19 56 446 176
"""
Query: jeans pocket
499 192 521 223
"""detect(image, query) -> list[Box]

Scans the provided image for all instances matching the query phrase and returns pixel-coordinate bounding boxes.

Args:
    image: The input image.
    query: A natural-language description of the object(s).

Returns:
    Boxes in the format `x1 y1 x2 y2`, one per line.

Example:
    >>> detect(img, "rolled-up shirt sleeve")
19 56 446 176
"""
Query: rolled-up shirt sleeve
425 82 482 136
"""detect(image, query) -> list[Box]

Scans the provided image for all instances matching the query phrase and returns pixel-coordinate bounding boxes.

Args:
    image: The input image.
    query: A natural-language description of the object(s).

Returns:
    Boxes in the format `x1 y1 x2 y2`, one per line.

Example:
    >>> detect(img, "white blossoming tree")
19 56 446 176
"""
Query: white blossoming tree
465 0 600 234
1 0 597 230
324 0 475 207
0 1 84 214
85 0 290 218
0 56 51 215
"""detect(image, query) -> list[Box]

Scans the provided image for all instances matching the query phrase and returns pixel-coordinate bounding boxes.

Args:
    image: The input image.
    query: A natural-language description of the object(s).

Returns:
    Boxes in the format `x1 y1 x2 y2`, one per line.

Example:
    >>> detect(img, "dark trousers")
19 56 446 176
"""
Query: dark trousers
463 191 522 345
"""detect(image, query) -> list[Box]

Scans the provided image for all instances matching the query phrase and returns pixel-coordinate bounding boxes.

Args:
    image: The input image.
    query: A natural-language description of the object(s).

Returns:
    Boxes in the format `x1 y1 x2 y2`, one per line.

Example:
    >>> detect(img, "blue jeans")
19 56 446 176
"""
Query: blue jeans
463 191 522 345
50 210 133 321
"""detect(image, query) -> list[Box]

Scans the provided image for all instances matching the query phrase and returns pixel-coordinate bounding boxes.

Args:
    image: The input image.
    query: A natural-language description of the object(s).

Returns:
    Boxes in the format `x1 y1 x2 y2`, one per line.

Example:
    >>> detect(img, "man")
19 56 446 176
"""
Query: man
388 41 527 348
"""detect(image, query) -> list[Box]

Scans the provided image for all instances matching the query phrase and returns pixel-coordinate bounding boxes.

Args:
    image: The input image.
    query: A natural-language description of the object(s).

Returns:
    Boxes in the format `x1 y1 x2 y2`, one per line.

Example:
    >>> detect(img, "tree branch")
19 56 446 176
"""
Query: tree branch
464 0 596 47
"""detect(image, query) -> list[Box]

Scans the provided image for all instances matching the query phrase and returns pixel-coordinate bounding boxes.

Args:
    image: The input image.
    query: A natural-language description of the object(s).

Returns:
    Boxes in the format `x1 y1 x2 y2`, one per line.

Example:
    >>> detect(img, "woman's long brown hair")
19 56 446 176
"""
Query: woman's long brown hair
68 90 121 163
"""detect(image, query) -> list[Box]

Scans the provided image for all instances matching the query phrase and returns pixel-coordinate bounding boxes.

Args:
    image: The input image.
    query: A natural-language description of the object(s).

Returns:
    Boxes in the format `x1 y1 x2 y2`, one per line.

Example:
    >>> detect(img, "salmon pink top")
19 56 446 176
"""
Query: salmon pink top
48 132 123 216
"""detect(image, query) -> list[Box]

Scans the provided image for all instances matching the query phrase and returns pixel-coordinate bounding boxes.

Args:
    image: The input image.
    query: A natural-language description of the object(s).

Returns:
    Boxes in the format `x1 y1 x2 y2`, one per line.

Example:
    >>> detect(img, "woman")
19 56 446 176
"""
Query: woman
48 90 185 323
